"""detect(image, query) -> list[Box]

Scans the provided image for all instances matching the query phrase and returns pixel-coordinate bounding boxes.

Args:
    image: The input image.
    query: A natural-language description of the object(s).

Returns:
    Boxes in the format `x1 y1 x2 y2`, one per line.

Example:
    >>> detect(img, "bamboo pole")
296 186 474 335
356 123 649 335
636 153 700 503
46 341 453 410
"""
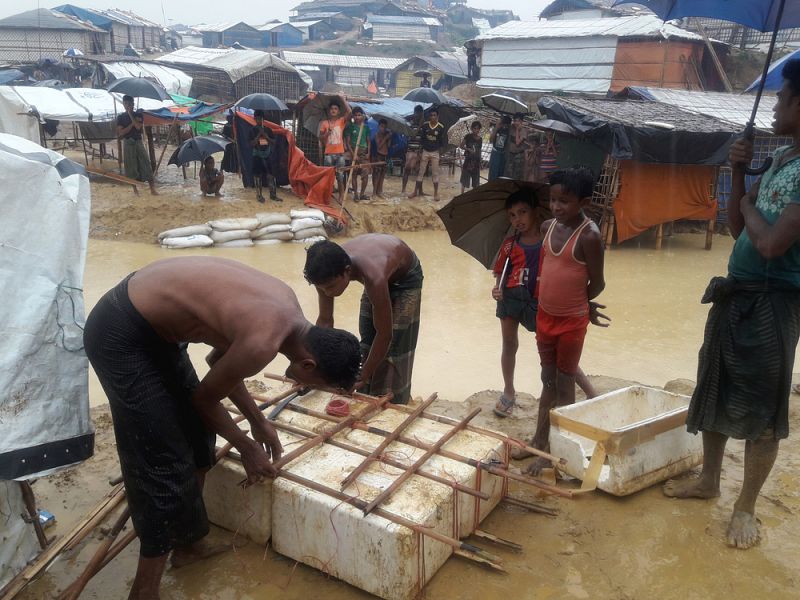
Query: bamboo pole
261 372 564 465
363 408 482 515
19 481 48 550
340 393 438 490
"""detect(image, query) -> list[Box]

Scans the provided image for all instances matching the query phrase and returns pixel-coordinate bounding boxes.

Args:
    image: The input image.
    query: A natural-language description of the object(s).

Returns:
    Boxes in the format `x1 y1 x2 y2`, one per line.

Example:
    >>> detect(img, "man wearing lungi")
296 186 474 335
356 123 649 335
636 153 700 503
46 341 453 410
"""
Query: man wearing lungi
84 257 361 598
303 235 424 405
664 59 800 550
116 95 154 192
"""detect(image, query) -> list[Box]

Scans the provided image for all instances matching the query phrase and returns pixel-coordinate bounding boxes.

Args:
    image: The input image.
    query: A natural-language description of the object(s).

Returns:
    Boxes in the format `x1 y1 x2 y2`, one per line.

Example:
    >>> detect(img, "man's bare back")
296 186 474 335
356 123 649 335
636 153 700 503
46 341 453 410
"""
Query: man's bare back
341 233 414 286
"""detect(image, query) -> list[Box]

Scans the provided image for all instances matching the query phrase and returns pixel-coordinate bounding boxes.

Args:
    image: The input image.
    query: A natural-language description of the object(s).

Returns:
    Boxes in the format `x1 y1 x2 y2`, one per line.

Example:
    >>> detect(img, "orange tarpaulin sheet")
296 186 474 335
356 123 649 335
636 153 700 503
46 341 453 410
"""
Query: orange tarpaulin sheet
614 161 718 243
237 112 337 213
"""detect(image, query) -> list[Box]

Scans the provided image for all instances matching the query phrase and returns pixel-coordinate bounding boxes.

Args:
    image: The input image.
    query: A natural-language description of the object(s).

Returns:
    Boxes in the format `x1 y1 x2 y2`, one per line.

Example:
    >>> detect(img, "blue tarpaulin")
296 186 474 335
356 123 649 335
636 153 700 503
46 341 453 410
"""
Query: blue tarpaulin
0 69 26 85
142 101 227 123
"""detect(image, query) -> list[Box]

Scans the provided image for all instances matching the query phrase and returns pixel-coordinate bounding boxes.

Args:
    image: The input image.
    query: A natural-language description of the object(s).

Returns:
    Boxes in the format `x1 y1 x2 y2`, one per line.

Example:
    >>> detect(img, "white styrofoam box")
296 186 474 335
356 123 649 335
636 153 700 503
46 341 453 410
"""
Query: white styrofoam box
549 386 702 496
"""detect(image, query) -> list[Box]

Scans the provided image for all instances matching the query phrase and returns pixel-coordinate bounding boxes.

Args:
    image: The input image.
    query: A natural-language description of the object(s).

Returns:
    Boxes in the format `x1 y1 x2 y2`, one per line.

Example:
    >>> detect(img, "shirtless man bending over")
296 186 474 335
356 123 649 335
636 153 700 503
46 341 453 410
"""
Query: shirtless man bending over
303 235 424 405
83 257 361 599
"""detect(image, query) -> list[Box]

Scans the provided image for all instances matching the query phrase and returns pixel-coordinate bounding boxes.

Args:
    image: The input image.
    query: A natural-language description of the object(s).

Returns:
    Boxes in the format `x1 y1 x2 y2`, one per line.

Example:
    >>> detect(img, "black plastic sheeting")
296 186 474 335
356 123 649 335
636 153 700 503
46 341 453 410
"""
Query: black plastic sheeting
537 96 737 165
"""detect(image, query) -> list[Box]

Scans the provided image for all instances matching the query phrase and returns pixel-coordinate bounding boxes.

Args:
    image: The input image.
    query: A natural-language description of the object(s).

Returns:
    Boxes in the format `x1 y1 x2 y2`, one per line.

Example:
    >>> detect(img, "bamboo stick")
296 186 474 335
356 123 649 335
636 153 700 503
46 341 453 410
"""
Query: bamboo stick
472 529 523 553
453 549 506 573
19 481 48 550
363 408 482 515
501 496 559 516
340 393 438 490
262 416 489 501
260 372 564 465
277 469 502 565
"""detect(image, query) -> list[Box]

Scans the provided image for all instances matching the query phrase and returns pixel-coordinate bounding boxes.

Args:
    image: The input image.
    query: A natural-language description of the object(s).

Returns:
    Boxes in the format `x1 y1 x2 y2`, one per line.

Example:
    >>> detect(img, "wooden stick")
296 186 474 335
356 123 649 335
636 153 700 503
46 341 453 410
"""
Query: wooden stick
61 484 125 553
19 481 48 550
154 115 179 175
453 549 507 573
501 496 559 516
260 416 489 501
260 373 564 465
472 529 523 553
340 393 438 490
59 507 131 600
85 165 139 195
363 408 482 515
277 469 502 565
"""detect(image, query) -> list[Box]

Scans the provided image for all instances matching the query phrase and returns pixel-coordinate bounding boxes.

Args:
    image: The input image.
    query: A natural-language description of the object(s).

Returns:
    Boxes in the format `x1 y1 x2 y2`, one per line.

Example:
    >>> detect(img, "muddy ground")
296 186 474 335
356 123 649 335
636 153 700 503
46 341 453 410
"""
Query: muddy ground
17 375 800 600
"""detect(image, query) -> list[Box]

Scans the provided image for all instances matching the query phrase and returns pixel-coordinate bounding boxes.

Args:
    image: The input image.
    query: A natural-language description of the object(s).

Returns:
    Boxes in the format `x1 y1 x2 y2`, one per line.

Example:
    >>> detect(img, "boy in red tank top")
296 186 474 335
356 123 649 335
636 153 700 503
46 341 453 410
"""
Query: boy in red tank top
516 167 609 475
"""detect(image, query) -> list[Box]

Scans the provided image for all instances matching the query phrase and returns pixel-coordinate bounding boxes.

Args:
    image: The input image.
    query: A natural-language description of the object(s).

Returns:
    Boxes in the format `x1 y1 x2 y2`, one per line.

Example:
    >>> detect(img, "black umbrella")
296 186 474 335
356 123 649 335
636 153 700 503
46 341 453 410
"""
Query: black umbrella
437 179 551 269
167 135 231 166
235 93 289 114
403 87 448 104
481 91 529 115
107 76 170 101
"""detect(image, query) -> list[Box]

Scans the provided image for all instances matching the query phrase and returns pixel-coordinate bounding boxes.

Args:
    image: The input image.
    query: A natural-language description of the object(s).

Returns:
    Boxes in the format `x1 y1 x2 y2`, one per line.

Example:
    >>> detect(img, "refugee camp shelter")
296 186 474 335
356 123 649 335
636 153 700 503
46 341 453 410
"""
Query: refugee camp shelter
292 0 389 19
96 60 193 95
54 5 162 52
289 19 336 42
471 15 728 94
281 50 404 90
363 15 442 42
0 8 109 62
259 22 304 48
197 22 262 49
289 11 352 31
157 46 310 102
447 5 518 29
537 95 739 249
393 51 469 96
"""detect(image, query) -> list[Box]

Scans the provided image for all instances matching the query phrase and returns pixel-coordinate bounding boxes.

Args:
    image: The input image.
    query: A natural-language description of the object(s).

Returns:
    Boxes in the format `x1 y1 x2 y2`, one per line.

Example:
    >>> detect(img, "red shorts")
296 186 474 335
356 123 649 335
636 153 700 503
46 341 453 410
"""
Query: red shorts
535 308 589 375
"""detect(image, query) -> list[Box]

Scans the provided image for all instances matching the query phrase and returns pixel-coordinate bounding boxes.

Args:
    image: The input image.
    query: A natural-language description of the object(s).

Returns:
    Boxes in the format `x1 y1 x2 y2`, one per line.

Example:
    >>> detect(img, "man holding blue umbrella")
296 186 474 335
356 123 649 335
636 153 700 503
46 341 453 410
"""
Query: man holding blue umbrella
664 60 800 550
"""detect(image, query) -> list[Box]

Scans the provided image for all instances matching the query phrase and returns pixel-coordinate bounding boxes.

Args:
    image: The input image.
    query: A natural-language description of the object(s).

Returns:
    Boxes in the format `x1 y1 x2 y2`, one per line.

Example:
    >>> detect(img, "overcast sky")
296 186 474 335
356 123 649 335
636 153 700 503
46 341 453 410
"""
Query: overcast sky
2 0 552 27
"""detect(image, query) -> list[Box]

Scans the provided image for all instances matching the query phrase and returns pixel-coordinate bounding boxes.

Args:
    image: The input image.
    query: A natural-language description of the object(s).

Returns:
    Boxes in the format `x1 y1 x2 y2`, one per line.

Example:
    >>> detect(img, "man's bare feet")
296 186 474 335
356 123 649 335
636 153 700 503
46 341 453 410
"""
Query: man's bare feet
662 476 720 499
726 510 760 549
524 456 552 476
170 539 230 569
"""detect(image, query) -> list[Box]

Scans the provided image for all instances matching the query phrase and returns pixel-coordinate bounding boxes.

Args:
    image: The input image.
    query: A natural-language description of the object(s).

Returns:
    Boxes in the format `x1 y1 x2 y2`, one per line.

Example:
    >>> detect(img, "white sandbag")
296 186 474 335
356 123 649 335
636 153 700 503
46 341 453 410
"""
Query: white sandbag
251 223 292 238
254 230 294 241
209 217 260 231
290 217 324 232
254 239 283 246
293 227 327 241
210 229 252 243
161 234 214 249
256 212 291 226
215 238 255 248
290 208 325 221
292 236 327 245
158 224 212 240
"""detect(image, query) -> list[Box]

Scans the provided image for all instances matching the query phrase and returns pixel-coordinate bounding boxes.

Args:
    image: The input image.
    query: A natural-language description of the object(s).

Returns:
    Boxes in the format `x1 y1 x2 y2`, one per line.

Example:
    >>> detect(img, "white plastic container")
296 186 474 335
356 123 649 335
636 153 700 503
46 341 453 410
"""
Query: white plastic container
549 386 703 496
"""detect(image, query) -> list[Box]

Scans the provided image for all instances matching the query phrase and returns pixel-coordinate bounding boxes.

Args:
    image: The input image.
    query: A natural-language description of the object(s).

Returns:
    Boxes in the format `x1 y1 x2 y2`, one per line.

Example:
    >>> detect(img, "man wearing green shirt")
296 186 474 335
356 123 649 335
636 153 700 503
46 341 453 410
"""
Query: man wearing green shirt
344 106 371 201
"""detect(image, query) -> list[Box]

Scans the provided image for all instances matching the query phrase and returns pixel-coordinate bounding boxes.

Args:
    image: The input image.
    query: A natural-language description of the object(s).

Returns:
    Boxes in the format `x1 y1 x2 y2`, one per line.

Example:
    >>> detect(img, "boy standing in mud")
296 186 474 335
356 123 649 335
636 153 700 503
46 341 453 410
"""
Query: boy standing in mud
513 168 607 474
303 235 423 405
664 59 800 551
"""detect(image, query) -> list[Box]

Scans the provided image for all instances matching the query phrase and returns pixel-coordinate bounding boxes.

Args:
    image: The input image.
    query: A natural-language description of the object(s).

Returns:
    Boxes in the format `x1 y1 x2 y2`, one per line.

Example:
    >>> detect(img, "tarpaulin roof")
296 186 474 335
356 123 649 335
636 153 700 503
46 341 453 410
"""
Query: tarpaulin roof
474 15 703 42
281 50 405 70
538 95 738 164
622 86 775 133
157 46 310 86
396 51 469 78
100 61 193 96
195 21 258 33
143 100 228 125
54 5 161 29
0 69 26 85
0 8 105 32
366 15 442 26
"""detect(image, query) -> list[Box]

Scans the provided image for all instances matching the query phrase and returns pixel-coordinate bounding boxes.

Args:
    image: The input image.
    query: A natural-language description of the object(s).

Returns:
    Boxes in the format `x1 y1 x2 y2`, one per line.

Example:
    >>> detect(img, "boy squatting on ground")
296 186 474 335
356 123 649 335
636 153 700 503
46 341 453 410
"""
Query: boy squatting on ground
345 106 371 201
199 156 224 197
303 235 424 404
491 189 598 419
459 120 482 194
83 257 361 599
663 58 800 550
512 168 608 475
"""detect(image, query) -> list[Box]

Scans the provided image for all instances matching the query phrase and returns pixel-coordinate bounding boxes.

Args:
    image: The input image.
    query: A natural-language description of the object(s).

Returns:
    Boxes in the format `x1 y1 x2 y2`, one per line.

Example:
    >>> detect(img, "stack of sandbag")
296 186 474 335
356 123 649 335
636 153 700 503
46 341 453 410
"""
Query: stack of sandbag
252 212 293 246
158 224 214 249
208 218 260 248
290 208 328 245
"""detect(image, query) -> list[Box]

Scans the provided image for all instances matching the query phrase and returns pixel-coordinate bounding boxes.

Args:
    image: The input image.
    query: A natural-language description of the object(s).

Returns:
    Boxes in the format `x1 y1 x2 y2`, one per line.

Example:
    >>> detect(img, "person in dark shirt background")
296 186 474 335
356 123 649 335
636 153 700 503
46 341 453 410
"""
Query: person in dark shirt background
408 107 445 202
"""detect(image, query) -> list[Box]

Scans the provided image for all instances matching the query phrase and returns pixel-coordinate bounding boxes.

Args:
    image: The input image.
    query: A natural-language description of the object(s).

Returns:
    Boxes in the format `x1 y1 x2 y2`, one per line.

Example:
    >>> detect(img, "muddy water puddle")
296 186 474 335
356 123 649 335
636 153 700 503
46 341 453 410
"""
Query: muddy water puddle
23 230 800 600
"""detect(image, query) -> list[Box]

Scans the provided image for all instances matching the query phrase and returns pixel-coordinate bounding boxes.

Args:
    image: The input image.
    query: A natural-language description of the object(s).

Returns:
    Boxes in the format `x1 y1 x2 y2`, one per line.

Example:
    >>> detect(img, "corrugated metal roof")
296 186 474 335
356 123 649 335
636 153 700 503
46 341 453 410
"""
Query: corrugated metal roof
475 15 702 42
366 15 442 27
99 8 161 28
196 22 257 33
258 22 302 32
281 50 405 70
291 21 324 28
625 86 775 132
0 8 105 32
290 12 342 20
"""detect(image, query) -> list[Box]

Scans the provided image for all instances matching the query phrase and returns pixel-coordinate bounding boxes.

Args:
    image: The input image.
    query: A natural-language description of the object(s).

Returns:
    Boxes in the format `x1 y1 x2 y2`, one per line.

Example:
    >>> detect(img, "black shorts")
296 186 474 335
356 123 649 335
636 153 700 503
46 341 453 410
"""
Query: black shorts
496 286 538 332
83 274 214 557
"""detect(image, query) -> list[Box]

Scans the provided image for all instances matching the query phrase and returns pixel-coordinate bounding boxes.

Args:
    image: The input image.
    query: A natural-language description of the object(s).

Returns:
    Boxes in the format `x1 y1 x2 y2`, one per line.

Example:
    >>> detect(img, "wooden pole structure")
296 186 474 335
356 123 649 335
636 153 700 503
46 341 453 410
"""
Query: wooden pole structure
153 114 180 176
340 393 438 490
692 17 733 92
362 408 482 515
261 372 564 466
18 481 48 550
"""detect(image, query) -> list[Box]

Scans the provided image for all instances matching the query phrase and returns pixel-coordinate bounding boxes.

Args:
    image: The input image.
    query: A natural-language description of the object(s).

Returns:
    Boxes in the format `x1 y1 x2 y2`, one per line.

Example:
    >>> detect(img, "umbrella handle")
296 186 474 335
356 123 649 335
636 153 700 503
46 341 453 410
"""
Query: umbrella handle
741 121 773 176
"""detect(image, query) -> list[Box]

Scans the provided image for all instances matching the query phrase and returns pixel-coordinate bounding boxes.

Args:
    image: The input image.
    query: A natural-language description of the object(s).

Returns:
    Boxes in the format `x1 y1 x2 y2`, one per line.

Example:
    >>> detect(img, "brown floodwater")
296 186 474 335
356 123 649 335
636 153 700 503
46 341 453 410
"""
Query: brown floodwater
23 230 799 600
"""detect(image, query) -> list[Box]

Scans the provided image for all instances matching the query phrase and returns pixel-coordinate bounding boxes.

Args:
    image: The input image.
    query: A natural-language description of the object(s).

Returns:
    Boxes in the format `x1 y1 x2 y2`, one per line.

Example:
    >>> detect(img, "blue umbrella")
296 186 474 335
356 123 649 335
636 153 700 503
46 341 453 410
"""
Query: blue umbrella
745 47 800 92
613 0 799 173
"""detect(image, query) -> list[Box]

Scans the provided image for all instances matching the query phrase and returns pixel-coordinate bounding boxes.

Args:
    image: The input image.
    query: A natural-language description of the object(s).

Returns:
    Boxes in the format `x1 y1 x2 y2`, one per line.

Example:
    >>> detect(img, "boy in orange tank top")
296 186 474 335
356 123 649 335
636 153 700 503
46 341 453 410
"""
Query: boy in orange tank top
515 167 609 475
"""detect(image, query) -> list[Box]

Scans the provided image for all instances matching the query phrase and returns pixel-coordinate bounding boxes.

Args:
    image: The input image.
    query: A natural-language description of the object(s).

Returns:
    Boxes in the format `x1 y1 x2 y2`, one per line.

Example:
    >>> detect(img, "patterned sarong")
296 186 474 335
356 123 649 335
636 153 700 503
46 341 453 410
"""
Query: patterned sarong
123 137 153 182
358 254 423 404
687 276 800 440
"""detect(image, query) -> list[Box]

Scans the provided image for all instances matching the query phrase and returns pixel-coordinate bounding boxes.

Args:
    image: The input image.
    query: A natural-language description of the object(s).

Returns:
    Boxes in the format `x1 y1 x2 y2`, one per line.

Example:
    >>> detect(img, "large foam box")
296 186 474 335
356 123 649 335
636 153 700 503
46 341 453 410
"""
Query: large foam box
549 385 703 496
